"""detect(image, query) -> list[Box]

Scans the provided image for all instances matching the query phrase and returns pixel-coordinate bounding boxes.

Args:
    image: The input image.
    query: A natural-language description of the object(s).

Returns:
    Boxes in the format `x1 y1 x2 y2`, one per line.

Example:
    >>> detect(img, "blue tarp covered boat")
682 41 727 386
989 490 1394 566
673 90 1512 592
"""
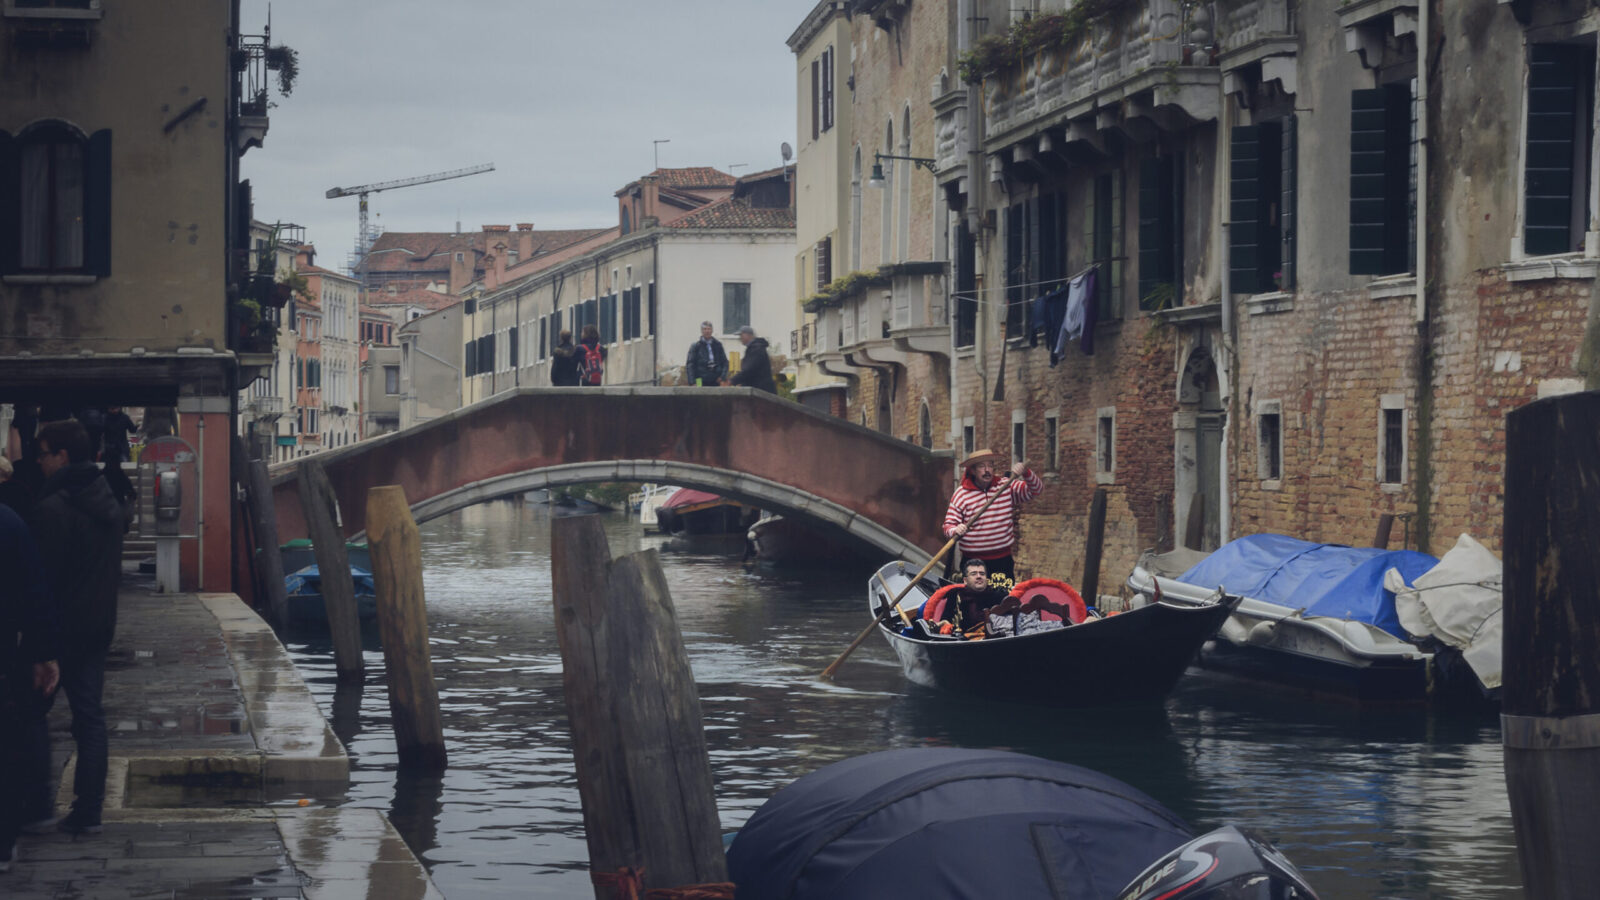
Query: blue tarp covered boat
1127 536 1457 702
1174 534 1438 638
284 563 377 624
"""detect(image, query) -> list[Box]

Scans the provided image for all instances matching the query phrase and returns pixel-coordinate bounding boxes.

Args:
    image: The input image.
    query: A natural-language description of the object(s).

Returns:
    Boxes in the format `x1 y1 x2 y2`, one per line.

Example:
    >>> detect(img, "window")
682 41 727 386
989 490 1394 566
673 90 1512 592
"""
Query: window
1138 154 1184 310
3 123 110 275
918 403 932 449
1232 118 1297 290
815 236 832 290
1044 411 1059 471
1004 201 1032 339
1096 408 1116 482
600 292 617 344
1258 400 1282 481
954 219 977 349
622 286 642 340
538 318 548 360
811 58 821 141
1524 41 1597 257
1087 173 1124 318
722 282 750 333
962 419 975 456
1012 410 1026 464
821 47 835 133
464 340 477 377
1379 396 1406 485
508 326 519 370
1349 83 1413 275
648 282 657 336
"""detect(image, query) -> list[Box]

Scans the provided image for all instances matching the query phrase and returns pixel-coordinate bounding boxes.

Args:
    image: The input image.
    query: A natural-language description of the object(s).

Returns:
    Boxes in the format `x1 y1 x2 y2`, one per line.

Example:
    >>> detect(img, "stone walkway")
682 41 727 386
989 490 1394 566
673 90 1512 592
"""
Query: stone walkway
5 568 441 899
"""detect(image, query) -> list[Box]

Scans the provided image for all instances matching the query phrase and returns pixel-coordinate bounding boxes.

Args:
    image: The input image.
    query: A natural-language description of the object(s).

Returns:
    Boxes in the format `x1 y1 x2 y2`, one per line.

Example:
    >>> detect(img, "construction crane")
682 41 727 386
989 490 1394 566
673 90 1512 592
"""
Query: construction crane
325 162 495 285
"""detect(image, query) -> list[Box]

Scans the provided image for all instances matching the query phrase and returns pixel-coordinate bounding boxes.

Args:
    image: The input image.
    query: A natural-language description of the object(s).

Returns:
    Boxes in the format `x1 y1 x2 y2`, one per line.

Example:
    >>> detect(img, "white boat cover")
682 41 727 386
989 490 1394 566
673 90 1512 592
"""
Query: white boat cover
1385 534 1503 689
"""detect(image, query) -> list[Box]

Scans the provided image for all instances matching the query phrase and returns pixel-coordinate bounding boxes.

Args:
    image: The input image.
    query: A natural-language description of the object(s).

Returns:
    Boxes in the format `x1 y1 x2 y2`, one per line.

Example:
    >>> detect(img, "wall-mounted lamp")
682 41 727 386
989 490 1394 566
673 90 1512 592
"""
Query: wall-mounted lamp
867 151 938 188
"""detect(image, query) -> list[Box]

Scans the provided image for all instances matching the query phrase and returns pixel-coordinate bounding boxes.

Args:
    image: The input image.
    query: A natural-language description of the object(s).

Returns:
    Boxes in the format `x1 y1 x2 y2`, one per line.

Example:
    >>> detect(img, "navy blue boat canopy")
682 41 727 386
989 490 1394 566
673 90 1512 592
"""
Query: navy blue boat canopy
1176 534 1438 638
726 748 1193 900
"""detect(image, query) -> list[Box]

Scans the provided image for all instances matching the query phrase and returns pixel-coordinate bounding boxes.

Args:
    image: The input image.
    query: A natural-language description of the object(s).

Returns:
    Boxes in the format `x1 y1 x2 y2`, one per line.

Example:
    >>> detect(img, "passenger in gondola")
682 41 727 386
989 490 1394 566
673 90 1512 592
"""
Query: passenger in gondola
922 558 1007 637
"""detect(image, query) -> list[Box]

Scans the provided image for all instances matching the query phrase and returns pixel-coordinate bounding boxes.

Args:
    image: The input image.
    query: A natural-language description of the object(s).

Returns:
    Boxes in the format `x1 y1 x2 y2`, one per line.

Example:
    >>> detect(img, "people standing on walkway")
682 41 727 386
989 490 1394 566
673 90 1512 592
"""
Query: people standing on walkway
102 407 137 464
728 325 777 394
941 449 1043 586
30 419 124 836
685 321 728 387
0 501 59 871
550 329 582 386
577 324 606 386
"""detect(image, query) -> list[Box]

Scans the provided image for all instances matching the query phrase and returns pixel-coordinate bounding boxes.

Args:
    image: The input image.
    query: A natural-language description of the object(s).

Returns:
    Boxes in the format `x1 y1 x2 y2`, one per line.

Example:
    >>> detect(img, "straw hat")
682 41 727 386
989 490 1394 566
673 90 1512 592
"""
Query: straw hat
958 448 1004 470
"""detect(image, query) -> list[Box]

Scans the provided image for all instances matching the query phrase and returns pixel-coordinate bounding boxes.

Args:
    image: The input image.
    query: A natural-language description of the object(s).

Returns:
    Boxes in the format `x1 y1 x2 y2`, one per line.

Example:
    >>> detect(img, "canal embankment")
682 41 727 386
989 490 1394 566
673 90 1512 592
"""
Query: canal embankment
5 572 442 899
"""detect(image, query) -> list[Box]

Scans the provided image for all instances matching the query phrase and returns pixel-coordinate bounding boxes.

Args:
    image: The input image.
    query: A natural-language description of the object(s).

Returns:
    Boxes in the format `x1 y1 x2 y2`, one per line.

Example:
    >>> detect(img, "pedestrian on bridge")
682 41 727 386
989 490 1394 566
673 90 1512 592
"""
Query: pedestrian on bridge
550 329 581 387
685 321 728 387
942 449 1043 586
728 326 777 394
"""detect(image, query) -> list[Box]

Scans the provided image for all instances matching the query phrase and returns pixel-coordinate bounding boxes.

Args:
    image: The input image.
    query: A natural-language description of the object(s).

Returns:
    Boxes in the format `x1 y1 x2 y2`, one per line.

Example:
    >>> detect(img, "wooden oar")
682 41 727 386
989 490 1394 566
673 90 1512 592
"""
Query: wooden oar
819 474 1016 681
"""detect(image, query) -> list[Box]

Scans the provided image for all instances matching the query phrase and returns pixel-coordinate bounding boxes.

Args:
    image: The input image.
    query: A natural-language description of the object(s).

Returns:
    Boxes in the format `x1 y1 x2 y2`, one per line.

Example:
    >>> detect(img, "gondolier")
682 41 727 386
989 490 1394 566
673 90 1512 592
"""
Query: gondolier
942 449 1042 585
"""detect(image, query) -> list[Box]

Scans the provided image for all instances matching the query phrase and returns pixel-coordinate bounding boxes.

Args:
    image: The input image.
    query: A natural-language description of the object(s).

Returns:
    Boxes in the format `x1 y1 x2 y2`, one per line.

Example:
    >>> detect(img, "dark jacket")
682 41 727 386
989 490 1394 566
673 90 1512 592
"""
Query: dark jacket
30 463 124 652
0 502 59 688
550 339 582 386
685 336 728 386
103 410 138 462
729 337 777 393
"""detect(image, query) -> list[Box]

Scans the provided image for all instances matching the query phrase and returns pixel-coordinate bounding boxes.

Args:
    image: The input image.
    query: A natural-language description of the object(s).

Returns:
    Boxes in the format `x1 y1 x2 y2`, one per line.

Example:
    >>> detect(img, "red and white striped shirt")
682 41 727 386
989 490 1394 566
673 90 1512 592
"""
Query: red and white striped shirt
941 468 1044 558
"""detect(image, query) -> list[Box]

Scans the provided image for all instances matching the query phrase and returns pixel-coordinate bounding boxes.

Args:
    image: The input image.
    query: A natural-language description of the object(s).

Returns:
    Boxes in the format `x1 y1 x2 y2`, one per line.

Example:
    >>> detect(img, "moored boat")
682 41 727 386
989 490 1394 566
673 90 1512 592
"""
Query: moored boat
1127 534 1500 704
747 513 875 567
283 563 377 625
653 487 757 535
869 560 1235 706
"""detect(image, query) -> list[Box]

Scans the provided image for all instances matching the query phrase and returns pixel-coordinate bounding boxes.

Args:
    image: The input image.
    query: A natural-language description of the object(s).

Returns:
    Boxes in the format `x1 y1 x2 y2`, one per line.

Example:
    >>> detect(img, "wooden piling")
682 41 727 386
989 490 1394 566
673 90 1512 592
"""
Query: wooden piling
551 515 727 898
1081 488 1108 605
296 459 364 680
1503 390 1600 899
1373 513 1394 549
367 485 447 771
245 457 289 627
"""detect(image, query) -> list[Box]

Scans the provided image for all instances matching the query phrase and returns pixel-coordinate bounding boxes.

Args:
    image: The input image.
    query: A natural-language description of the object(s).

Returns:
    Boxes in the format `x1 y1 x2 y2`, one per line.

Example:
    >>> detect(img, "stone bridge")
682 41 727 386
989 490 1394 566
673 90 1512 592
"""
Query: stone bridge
270 387 952 561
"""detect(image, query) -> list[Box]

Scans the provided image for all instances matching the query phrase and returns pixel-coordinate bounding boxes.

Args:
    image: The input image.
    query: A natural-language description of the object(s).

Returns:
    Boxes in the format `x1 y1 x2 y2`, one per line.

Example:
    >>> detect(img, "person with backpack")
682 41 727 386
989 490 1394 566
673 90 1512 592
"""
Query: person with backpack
577 324 606 386
550 329 582 386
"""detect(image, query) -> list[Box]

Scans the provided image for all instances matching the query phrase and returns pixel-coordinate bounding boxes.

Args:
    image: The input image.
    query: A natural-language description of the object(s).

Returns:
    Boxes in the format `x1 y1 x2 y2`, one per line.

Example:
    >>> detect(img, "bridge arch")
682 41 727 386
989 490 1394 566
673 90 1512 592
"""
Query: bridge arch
271 387 952 562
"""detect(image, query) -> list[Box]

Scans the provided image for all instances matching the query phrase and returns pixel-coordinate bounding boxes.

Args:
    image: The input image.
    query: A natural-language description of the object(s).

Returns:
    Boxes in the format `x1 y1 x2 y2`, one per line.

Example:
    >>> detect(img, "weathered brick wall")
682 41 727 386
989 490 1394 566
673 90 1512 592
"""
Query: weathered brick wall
1232 289 1421 548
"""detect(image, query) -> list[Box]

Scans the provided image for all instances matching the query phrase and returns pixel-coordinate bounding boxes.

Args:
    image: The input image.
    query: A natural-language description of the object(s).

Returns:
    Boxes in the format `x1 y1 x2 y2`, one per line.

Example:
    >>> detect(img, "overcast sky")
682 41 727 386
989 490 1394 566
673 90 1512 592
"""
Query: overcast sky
242 2 806 270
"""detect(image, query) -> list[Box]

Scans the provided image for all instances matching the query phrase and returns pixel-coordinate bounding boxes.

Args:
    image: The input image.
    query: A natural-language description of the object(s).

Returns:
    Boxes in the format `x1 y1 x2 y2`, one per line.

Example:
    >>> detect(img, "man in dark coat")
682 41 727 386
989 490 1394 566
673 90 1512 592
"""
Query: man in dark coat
729 325 778 394
0 501 59 870
685 321 728 387
550 329 582 386
30 419 124 835
101 407 138 464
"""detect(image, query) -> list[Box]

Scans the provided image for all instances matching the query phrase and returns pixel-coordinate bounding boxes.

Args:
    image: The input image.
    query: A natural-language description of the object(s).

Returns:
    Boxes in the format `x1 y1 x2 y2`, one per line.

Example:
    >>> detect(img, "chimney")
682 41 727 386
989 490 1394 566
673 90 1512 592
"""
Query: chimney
516 223 534 263
640 175 660 223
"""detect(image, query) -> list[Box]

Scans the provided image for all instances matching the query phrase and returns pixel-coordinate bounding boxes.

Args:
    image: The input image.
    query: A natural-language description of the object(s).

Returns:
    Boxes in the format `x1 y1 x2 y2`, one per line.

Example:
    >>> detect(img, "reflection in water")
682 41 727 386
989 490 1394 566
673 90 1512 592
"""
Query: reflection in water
283 501 1521 900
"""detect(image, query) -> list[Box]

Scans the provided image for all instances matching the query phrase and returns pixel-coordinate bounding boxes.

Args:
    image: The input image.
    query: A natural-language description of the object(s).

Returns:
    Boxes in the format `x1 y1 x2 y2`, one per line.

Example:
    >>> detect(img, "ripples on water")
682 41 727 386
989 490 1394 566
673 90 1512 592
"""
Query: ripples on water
282 501 1521 900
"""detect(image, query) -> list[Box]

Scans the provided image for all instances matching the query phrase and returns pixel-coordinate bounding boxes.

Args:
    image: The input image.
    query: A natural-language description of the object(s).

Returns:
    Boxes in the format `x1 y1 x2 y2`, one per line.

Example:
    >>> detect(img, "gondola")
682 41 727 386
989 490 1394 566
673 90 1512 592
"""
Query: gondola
869 560 1237 706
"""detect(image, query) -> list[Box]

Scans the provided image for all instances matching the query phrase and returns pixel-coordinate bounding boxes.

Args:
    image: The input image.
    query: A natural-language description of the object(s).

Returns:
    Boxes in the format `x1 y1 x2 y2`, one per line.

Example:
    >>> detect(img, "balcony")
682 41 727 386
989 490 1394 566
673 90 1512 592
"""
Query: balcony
1217 0 1298 95
4 0 101 48
980 1 1219 151
1335 0 1418 70
932 79 969 177
247 396 284 419
821 261 951 371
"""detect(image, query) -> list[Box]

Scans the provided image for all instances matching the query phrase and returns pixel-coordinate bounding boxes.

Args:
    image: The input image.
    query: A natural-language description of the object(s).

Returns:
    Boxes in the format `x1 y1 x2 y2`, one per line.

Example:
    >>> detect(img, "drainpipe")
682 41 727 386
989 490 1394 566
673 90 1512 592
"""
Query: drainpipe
1219 218 1233 547
652 237 660 385
1413 0 1434 552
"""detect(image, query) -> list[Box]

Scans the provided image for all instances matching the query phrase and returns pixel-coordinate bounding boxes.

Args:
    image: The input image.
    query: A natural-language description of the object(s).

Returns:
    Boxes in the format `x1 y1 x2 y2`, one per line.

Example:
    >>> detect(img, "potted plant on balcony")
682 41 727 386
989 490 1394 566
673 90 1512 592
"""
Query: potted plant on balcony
264 44 299 97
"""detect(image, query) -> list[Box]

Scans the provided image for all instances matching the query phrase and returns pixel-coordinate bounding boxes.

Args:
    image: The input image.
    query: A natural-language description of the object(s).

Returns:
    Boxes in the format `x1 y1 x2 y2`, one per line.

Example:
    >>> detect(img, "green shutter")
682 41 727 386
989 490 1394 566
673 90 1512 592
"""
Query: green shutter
0 130 16 275
1525 44 1586 256
1230 125 1263 293
1280 115 1297 290
1139 156 1176 307
509 326 518 365
85 129 112 276
1349 89 1391 274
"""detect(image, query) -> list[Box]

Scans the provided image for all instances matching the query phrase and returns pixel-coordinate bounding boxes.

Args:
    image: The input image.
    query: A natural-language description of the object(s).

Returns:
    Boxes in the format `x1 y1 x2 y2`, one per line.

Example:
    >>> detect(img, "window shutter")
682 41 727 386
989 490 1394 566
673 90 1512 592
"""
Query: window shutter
1349 89 1392 274
648 282 656 336
0 130 17 275
1230 125 1263 293
1138 156 1169 305
811 60 821 141
816 236 832 289
1005 203 1024 338
822 49 835 131
84 129 112 276
509 326 518 366
1524 44 1585 256
1280 115 1297 290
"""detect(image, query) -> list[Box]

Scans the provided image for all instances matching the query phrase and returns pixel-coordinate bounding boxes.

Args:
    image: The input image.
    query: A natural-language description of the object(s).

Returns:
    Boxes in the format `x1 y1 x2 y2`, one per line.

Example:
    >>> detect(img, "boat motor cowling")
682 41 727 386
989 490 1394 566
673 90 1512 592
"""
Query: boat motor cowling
1115 825 1320 900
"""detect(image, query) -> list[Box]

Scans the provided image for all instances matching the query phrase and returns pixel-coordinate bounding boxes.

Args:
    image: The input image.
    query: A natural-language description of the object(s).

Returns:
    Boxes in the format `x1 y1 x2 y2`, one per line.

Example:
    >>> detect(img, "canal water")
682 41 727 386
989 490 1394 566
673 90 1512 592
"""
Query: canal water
282 501 1521 900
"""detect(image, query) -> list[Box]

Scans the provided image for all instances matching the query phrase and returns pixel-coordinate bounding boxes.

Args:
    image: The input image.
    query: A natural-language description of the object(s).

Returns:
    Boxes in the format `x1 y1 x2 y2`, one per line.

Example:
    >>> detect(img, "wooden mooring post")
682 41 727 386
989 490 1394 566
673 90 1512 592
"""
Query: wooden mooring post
1081 487 1108 605
551 515 727 898
1503 390 1600 899
367 485 447 771
1373 513 1394 550
238 442 289 628
296 459 364 680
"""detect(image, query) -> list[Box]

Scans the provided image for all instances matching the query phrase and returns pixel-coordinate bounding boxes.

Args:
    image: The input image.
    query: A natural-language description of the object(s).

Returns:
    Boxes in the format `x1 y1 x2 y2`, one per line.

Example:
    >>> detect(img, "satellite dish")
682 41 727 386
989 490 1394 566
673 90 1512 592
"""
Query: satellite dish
781 142 793 162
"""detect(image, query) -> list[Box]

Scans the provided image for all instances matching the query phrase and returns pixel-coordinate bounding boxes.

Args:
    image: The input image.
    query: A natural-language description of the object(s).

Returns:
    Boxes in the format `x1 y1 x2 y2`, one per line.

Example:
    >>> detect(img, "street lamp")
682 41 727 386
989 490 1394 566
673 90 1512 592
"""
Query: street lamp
868 151 937 188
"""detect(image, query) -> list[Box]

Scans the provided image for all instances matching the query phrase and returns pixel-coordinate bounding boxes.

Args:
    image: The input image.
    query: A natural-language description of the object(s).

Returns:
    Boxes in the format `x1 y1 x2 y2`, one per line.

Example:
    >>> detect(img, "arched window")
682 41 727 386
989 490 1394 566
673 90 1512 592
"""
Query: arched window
1 121 112 275
898 105 912 262
880 119 894 264
919 401 932 449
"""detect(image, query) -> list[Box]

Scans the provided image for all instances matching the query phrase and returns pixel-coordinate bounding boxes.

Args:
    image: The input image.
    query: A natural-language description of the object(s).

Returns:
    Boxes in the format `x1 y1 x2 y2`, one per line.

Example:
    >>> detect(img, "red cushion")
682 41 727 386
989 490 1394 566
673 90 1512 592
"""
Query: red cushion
1007 578 1087 624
